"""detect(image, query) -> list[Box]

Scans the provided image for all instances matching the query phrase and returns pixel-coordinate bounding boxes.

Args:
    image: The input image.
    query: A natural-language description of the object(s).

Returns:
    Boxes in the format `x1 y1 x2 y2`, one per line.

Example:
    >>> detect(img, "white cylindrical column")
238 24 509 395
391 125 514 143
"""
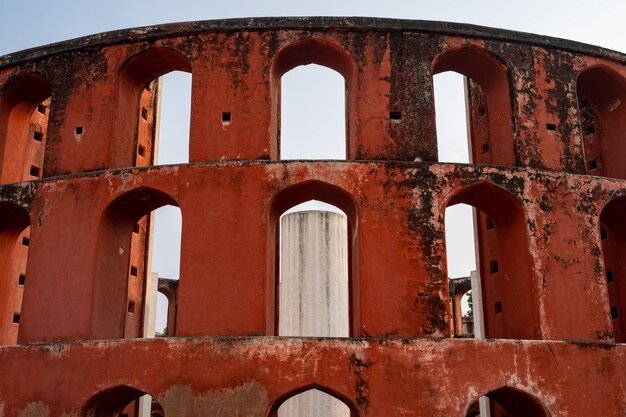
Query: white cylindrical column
279 210 349 337
278 211 350 417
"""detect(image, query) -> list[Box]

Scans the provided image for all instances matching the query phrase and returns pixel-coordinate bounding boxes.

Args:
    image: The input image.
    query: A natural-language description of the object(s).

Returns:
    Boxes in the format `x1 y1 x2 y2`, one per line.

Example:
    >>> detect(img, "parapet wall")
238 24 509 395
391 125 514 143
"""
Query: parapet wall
3 337 625 417
0 17 625 416
2 17 625 175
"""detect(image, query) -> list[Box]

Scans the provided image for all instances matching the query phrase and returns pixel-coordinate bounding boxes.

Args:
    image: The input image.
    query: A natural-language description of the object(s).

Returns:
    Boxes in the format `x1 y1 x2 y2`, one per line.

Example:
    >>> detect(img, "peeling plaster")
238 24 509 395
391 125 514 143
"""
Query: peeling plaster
160 382 268 417
16 403 50 417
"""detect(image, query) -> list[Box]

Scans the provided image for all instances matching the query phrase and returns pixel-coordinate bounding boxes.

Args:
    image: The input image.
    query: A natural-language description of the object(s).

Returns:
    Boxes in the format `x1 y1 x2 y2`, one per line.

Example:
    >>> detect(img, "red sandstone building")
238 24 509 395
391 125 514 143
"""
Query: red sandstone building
0 17 625 417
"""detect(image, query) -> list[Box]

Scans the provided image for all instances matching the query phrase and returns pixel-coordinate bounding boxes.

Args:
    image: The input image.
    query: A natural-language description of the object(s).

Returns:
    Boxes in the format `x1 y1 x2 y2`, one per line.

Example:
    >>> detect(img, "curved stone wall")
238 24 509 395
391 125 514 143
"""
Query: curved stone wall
0 17 625 416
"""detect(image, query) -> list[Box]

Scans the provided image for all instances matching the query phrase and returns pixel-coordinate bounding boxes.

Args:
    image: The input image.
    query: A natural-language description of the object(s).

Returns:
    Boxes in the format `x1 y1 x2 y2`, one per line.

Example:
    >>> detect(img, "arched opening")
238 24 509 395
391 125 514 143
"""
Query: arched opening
435 50 515 339
279 207 348 337
271 39 356 160
445 196 478 338
155 291 169 336
271 387 354 417
269 181 358 336
576 66 626 179
599 196 626 342
433 47 515 166
116 47 192 168
94 187 180 340
460 290 474 335
0 202 30 345
156 278 178 337
434 71 471 163
449 276 473 337
446 183 537 339
83 385 164 417
151 72 192 166
115 52 189 340
0 73 51 184
467 387 549 417
149 205 182 337
280 64 346 160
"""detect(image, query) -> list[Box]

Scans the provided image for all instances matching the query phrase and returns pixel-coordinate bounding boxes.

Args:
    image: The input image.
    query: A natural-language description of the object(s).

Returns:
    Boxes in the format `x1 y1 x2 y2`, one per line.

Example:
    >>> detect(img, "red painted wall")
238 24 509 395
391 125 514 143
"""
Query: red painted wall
0 17 624 416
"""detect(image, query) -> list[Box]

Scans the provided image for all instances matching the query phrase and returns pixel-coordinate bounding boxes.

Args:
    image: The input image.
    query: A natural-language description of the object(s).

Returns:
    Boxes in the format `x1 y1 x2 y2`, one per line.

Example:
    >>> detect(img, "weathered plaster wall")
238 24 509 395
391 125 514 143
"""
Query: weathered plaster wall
0 17 625 416
0 338 625 416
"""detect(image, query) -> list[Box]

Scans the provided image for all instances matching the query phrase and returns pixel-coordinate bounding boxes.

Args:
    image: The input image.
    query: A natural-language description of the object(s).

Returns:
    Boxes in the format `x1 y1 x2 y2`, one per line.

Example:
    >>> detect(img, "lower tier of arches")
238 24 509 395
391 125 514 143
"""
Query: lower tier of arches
0 337 623 417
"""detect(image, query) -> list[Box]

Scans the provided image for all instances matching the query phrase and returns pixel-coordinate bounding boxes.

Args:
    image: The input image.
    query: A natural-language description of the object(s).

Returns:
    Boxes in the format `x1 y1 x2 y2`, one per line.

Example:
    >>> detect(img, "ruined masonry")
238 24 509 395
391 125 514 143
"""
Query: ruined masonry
0 16 625 417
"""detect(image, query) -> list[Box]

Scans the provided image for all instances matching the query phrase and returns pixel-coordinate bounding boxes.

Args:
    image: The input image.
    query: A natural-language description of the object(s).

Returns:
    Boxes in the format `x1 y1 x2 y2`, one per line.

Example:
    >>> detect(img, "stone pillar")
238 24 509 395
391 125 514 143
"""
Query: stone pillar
279 210 349 337
142 272 159 339
470 270 485 340
278 210 350 417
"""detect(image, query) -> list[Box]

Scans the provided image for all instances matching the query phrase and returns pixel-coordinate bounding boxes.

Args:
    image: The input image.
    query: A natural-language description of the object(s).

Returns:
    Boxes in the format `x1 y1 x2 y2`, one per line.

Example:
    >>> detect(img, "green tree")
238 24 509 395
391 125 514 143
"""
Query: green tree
465 291 473 318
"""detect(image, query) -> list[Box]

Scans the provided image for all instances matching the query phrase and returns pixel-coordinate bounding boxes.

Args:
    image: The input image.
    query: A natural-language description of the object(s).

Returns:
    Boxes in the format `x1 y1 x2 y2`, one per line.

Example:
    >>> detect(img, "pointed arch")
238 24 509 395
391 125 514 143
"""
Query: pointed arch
433 47 514 165
268 384 360 417
83 384 165 417
446 181 537 339
0 201 30 344
467 386 550 417
157 278 178 336
268 180 359 336
83 385 146 417
599 194 626 341
270 39 357 160
114 47 192 167
94 187 179 339
576 65 626 178
449 276 473 336
119 47 192 87
0 73 51 184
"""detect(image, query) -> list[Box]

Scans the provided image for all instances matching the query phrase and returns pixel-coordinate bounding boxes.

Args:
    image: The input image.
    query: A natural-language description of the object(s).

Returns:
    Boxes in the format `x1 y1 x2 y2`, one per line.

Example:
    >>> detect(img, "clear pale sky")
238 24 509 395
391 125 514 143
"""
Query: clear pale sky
2 0 624 331
2 0 625 55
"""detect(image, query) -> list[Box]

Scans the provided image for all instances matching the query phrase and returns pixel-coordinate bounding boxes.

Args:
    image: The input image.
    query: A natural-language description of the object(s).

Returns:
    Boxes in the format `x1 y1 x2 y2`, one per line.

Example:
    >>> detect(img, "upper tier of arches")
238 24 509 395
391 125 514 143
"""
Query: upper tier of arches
0 20 624 180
